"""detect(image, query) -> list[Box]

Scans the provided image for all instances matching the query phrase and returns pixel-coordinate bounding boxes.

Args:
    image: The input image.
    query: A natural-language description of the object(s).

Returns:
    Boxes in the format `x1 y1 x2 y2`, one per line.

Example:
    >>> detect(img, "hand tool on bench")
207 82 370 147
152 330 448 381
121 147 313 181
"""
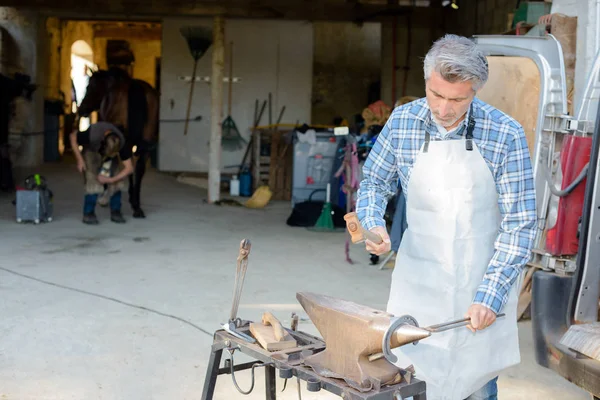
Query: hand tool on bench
344 212 383 245
221 239 256 343
262 311 285 340
249 311 297 351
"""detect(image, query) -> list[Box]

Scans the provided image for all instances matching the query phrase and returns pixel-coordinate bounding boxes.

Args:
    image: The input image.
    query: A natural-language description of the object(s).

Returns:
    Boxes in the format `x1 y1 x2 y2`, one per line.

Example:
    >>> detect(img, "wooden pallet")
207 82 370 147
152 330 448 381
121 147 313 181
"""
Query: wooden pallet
251 126 293 201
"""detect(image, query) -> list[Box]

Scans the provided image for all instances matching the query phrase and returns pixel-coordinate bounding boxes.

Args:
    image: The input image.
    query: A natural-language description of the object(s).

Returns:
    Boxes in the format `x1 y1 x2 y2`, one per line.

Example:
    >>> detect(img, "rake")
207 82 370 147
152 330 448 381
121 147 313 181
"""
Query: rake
180 25 213 136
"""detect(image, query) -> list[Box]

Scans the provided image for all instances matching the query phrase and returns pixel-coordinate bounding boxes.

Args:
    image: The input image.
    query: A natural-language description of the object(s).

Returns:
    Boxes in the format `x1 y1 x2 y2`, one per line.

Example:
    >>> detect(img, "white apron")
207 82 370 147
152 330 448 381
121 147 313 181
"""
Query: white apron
387 123 522 400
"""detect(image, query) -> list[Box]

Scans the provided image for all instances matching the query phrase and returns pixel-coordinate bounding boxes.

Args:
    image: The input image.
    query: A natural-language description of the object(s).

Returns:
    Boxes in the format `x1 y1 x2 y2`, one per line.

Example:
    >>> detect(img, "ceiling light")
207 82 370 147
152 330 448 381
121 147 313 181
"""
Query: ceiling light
451 0 459 9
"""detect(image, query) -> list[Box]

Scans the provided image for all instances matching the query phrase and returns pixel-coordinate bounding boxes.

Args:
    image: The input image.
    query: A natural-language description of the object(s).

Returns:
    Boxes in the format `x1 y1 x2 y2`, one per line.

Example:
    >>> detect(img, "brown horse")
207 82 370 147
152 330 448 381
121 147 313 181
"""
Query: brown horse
77 67 159 218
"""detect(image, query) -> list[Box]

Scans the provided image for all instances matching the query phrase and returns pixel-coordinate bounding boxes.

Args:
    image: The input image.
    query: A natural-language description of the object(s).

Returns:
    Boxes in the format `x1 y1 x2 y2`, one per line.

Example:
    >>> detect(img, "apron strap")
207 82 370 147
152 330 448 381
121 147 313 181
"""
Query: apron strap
465 104 475 151
423 131 431 153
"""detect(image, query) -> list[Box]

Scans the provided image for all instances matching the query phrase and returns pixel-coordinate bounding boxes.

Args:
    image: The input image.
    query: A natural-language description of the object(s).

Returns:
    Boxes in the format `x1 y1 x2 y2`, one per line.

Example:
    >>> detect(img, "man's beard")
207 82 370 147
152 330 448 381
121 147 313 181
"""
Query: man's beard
432 112 462 128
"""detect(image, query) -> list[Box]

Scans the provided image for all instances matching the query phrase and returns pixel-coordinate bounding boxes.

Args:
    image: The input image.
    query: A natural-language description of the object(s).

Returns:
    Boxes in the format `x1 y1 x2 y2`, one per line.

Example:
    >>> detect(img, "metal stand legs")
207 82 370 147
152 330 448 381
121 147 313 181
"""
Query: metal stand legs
201 348 223 400
201 346 277 400
200 329 427 400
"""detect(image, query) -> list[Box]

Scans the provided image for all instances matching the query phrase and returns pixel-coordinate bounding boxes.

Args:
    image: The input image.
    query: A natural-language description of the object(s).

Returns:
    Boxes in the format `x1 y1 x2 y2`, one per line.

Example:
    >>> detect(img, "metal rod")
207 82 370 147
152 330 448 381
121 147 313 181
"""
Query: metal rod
218 360 261 375
378 251 396 270
424 313 505 333
183 59 198 136
368 313 508 362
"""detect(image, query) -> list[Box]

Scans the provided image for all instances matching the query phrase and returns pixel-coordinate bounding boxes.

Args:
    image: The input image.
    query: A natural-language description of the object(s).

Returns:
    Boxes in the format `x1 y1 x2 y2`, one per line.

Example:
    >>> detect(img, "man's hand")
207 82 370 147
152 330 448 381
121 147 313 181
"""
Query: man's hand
365 226 391 255
97 174 114 185
465 304 497 332
77 159 86 173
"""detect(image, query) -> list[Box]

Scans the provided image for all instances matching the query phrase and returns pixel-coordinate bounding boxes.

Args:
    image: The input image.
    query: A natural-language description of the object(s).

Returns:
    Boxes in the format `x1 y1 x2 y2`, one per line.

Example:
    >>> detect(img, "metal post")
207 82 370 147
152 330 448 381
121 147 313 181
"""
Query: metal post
265 364 276 400
208 15 225 204
201 348 223 400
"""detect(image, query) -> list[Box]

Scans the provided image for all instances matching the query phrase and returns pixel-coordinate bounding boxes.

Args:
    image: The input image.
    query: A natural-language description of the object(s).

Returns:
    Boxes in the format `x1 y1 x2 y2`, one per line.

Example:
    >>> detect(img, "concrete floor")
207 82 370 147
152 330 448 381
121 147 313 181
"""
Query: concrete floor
0 163 591 400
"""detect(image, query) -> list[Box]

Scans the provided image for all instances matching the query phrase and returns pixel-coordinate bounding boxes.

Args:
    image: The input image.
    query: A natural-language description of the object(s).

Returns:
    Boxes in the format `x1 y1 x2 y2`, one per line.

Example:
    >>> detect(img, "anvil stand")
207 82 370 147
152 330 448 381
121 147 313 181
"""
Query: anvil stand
201 323 427 400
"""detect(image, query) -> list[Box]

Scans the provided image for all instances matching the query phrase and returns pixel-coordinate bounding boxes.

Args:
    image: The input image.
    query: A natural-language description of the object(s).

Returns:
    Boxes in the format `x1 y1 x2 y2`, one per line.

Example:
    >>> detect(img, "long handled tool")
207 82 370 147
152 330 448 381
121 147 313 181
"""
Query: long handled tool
222 41 247 151
221 239 256 343
369 313 506 363
179 26 213 136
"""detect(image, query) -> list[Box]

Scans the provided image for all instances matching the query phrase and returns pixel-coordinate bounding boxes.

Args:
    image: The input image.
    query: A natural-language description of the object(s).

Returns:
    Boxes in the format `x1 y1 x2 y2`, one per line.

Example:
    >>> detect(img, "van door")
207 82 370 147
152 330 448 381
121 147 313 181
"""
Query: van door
473 34 600 398
473 34 570 260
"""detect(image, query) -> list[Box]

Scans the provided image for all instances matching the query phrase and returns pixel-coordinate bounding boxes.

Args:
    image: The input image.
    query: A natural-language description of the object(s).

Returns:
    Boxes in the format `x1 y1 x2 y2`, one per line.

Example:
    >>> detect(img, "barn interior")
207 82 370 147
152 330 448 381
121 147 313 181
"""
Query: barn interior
0 0 598 399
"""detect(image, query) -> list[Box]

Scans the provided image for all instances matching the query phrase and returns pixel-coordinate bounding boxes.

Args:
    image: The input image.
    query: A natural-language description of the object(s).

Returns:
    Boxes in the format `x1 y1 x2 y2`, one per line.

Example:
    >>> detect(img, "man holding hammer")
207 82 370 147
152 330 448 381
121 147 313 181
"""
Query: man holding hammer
355 34 537 399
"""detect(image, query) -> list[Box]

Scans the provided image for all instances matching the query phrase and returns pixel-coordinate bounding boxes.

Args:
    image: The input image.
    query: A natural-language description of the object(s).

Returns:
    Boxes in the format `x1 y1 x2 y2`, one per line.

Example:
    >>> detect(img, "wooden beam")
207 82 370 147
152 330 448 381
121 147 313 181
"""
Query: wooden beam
7 1 436 22
93 26 162 40
208 15 225 204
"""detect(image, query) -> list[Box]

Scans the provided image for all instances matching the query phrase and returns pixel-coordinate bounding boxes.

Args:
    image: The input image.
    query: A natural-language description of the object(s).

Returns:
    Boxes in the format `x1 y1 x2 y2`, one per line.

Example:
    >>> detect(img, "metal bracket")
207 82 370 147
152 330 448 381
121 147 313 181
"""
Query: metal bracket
528 248 577 275
222 320 256 344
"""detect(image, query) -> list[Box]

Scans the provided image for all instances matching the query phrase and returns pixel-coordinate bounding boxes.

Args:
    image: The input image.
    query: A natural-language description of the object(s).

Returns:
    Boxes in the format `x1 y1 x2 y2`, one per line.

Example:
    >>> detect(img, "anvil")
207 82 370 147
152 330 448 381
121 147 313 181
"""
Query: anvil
296 292 430 392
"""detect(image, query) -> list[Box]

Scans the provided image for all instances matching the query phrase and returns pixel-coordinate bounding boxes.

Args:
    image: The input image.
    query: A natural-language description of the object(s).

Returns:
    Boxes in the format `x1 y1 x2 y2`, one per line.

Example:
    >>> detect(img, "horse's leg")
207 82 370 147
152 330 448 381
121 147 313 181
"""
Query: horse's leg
130 148 149 218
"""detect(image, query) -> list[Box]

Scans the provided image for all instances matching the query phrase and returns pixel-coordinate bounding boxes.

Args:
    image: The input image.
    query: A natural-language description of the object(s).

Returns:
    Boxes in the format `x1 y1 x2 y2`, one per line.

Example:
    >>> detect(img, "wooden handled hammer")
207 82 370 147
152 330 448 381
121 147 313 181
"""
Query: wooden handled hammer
344 212 383 244
261 311 285 341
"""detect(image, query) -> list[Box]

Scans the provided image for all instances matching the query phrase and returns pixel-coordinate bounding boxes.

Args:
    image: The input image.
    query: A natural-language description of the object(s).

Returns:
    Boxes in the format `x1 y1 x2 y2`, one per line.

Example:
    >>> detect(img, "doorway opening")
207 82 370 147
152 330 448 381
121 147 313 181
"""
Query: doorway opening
71 39 96 136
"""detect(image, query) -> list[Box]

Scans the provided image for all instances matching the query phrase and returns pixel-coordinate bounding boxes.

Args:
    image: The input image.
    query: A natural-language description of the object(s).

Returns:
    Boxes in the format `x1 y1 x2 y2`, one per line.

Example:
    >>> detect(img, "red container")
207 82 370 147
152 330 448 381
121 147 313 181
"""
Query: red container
545 135 593 256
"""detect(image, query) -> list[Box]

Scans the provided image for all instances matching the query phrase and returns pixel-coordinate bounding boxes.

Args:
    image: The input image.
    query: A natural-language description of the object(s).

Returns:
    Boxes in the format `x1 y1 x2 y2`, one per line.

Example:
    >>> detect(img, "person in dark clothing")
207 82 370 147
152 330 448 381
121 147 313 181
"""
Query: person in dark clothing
69 122 133 224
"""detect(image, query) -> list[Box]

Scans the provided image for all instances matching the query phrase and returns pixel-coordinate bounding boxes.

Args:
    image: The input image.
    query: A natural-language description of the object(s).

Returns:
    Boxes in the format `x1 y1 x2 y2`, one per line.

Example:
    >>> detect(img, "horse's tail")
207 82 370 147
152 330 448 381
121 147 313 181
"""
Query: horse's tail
127 80 148 147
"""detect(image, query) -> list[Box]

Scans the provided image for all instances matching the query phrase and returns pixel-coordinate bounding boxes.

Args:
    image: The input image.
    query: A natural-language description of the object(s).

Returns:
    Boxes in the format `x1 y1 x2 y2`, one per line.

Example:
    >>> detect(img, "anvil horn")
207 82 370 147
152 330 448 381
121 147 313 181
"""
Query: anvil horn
296 292 430 391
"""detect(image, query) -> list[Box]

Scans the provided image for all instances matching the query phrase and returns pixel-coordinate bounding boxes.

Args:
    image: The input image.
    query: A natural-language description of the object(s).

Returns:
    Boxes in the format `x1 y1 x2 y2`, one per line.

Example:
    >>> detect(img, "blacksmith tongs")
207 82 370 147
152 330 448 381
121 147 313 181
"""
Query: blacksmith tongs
221 239 256 343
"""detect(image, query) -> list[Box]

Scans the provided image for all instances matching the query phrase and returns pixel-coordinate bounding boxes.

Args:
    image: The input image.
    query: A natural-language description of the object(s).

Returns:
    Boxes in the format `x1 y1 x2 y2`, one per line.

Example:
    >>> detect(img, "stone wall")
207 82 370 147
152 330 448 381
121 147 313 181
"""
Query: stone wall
0 7 45 167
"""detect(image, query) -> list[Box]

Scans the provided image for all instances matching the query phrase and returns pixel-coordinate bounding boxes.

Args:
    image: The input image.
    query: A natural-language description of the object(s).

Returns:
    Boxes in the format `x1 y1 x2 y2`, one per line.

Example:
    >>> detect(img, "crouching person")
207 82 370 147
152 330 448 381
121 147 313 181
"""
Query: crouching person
70 122 134 225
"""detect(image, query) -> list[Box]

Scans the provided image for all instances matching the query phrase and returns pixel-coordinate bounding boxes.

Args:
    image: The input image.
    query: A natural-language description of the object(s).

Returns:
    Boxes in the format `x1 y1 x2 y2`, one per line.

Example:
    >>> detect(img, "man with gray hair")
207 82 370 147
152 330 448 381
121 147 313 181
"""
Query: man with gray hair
356 34 537 399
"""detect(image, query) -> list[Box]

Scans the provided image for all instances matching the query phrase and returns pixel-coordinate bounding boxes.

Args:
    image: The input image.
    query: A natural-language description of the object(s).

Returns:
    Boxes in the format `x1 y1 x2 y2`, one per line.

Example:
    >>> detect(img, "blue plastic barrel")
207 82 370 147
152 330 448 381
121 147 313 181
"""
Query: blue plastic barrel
239 169 252 197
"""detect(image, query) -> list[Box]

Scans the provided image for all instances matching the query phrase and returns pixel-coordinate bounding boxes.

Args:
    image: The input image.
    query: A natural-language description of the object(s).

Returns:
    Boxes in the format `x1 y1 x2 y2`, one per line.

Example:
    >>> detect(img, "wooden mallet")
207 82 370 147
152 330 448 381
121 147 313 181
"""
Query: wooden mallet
261 311 285 341
344 212 383 245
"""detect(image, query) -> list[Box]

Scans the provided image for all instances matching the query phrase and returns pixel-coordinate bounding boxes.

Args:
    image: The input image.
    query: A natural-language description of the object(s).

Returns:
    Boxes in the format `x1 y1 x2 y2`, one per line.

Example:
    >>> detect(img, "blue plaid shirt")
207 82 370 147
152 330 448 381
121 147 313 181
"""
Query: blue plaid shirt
356 97 537 314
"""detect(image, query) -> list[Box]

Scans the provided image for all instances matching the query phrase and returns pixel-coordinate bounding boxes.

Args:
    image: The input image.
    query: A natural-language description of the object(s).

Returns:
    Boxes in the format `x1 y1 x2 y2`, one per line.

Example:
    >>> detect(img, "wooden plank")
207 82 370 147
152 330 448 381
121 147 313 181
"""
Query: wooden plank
560 323 600 361
249 323 297 351
476 56 541 159
551 14 577 115
252 130 261 191
12 1 440 22
208 16 225 204
517 266 536 320
265 129 293 201
268 130 280 199
93 26 161 40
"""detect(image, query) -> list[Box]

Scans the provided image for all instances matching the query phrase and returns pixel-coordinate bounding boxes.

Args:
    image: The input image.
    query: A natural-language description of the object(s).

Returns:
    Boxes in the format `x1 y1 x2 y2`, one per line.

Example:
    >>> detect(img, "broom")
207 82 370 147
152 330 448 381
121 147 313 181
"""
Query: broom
180 26 213 136
222 41 247 151
308 183 338 232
